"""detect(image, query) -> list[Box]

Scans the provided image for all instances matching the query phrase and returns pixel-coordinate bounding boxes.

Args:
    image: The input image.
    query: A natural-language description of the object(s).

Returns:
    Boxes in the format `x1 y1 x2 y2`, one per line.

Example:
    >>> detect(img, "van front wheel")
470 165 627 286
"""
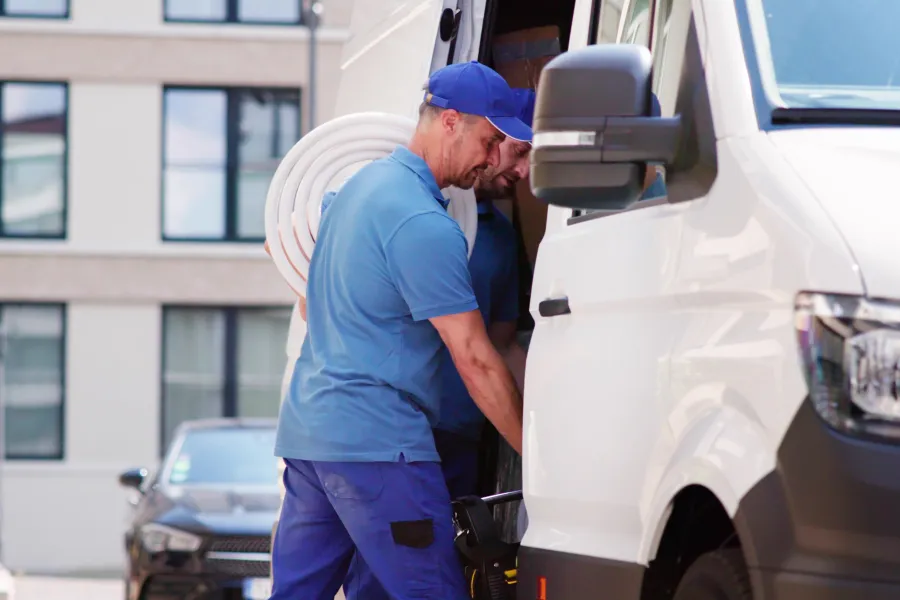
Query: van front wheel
672 549 752 600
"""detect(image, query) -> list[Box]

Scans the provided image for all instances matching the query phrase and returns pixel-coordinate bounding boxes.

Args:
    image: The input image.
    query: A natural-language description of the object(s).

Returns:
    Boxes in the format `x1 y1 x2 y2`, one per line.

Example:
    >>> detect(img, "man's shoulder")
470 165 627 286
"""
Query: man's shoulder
386 206 463 248
330 159 458 248
348 159 437 208
351 154 415 187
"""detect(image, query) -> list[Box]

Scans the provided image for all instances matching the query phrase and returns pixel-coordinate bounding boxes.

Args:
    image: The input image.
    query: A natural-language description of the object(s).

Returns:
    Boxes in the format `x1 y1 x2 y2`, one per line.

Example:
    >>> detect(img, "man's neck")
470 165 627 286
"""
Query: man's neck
407 135 448 189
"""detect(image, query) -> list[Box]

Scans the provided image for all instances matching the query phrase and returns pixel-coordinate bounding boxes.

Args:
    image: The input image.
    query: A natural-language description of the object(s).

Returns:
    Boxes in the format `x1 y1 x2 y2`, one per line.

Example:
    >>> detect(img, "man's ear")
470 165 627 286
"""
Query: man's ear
440 109 462 134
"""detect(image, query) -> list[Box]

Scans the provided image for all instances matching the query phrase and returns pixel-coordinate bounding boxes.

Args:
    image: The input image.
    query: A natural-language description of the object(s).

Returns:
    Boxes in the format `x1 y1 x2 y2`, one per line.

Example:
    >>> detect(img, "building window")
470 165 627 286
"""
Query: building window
0 304 65 460
0 0 69 18
0 82 67 238
162 86 300 241
164 0 302 25
161 306 292 449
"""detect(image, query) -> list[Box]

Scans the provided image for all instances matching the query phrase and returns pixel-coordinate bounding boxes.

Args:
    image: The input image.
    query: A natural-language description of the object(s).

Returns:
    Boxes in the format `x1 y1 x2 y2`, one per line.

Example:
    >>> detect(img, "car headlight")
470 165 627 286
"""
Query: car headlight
140 524 202 553
795 292 900 439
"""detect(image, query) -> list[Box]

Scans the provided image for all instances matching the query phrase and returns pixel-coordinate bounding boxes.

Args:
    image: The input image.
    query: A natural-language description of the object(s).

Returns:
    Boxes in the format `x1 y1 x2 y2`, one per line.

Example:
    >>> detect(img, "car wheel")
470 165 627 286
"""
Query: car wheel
672 549 752 600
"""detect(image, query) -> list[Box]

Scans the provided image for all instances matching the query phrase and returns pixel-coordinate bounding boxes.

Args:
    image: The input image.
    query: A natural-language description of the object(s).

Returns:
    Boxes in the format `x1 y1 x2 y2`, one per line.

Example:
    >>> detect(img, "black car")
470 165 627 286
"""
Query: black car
118 418 279 600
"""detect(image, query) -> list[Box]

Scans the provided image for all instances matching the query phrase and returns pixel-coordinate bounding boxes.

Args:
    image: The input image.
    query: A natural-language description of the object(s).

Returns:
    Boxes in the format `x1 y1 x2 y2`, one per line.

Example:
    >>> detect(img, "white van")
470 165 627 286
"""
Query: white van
277 0 900 598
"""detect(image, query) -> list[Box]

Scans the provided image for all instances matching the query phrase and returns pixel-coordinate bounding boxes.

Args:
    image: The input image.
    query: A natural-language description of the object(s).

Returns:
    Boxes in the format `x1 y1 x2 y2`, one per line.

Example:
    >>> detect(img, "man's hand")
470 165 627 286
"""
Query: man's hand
430 310 523 454
264 241 307 322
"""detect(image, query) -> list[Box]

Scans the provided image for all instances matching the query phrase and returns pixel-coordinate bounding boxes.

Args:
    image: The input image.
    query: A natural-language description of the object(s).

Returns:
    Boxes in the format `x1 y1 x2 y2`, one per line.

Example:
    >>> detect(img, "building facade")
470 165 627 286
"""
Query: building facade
0 0 350 573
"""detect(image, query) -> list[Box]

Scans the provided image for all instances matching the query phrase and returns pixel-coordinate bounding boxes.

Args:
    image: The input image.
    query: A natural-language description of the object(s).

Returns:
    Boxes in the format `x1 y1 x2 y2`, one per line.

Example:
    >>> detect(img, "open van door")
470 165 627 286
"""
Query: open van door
333 0 487 119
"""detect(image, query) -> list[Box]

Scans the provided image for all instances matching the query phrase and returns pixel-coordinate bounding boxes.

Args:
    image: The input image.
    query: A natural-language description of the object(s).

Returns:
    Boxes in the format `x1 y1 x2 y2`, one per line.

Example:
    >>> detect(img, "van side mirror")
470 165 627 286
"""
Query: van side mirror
530 44 682 211
119 467 148 491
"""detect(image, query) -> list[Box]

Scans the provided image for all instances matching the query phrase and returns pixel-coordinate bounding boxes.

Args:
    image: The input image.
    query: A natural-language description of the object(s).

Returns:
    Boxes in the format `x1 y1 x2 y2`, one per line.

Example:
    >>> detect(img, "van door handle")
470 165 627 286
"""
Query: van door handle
539 297 571 317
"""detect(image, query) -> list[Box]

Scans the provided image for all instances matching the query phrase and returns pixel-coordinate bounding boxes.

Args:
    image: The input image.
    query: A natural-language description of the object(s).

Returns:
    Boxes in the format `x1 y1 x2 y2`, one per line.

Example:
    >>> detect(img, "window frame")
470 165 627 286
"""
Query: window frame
160 84 302 243
0 0 70 19
0 79 69 240
163 0 304 26
158 305 292 454
0 301 67 461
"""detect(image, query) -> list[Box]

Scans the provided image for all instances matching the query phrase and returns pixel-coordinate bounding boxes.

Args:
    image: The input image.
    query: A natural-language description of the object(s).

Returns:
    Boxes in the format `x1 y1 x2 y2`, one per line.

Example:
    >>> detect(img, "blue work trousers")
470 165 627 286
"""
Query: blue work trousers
270 457 469 600
342 431 480 600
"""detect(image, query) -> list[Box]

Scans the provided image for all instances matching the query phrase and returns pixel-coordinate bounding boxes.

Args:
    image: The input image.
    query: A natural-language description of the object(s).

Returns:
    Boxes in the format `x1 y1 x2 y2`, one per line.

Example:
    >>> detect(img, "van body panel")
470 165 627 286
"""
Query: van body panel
522 196 690 563
768 127 900 299
700 0 760 138
638 400 773 561
667 131 862 461
635 137 864 567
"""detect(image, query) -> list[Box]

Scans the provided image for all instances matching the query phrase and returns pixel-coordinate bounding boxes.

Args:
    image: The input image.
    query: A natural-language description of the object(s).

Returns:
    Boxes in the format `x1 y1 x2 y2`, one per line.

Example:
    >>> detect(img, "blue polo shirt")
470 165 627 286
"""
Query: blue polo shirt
435 202 519 440
274 146 479 463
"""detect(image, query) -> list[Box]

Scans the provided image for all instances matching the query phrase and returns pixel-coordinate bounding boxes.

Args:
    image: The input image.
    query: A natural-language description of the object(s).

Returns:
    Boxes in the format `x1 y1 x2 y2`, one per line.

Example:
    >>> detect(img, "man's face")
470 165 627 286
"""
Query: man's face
446 115 505 190
474 137 531 200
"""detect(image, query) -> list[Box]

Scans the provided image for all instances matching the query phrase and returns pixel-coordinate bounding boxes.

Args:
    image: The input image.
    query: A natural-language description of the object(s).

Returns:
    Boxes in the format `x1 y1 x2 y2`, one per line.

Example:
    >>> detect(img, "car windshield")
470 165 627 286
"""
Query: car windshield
167 427 277 487
748 0 900 110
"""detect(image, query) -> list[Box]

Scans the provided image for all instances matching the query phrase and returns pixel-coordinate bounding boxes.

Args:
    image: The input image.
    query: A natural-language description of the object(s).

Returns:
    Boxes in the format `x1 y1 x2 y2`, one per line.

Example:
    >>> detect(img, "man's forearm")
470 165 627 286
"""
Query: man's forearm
454 343 523 454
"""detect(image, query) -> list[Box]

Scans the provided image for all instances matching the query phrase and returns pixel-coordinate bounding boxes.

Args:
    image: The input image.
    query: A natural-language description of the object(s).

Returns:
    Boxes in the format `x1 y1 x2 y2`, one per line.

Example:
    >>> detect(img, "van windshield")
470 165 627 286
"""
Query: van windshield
749 0 900 110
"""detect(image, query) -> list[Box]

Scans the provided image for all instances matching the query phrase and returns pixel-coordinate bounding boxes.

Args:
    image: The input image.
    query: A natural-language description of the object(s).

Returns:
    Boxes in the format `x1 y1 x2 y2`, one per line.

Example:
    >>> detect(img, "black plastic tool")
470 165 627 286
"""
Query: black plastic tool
452 491 522 600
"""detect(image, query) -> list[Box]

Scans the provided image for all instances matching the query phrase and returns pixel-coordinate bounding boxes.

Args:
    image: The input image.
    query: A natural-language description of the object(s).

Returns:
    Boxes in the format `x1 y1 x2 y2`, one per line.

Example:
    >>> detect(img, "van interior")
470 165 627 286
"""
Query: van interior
472 0 578 542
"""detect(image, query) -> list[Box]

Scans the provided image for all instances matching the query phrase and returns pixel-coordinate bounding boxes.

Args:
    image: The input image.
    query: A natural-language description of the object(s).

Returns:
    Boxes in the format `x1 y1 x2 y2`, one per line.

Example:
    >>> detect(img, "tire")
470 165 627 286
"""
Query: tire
672 549 752 600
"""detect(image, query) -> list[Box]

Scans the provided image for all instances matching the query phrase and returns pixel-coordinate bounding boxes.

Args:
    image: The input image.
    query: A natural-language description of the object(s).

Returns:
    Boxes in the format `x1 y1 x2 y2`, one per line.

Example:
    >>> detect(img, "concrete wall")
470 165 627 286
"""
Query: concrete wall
0 0 348 573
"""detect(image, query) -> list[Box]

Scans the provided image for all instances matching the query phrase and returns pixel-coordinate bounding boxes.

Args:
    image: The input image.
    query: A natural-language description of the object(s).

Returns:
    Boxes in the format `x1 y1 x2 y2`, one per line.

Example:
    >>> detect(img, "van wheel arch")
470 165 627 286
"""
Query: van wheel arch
640 485 745 600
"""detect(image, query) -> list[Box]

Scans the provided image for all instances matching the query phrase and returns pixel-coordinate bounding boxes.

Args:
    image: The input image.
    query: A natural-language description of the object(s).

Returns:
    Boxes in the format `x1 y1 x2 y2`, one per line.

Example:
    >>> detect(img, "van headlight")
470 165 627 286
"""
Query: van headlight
795 292 900 438
141 524 202 553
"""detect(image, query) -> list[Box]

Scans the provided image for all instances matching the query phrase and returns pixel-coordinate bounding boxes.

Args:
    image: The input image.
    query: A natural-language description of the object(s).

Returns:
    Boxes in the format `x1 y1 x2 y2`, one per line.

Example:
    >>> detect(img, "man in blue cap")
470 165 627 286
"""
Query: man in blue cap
270 61 530 600
340 88 536 600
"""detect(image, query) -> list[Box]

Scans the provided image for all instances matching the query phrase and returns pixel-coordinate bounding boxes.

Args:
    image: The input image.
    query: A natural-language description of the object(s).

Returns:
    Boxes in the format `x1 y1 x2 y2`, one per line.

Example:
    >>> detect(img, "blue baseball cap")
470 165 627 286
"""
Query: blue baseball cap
424 61 532 143
512 88 536 141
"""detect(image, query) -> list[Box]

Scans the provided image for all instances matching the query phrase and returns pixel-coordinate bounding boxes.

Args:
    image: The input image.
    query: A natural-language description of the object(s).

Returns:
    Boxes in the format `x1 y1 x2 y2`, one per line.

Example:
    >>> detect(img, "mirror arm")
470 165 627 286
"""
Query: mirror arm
532 116 682 166
601 116 683 165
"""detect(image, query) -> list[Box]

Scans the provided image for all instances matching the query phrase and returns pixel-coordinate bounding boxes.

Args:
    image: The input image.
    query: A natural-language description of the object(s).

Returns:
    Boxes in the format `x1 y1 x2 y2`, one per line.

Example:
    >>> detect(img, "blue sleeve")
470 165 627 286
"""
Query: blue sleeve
492 233 520 323
639 172 667 201
384 212 479 321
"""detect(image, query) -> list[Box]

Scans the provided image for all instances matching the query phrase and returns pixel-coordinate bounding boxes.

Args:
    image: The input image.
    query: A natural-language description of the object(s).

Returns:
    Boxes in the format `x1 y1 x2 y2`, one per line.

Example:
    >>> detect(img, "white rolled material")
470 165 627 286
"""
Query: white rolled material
265 111 478 297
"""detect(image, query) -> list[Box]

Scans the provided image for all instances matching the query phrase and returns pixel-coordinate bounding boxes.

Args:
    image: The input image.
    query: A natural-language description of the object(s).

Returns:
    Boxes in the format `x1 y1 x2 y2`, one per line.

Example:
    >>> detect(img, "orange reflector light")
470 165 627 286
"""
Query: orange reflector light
537 576 547 600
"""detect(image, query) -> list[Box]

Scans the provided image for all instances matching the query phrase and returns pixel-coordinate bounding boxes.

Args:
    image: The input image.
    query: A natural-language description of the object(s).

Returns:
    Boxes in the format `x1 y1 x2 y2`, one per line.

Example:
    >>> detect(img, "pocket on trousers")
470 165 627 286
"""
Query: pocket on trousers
390 518 444 597
390 519 435 549
320 462 385 501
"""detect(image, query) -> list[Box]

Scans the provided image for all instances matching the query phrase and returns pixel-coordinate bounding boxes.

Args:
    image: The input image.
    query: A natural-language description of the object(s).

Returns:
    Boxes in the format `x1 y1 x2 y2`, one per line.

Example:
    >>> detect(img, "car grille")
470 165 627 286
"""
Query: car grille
207 536 270 554
205 535 271 578
206 555 271 578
